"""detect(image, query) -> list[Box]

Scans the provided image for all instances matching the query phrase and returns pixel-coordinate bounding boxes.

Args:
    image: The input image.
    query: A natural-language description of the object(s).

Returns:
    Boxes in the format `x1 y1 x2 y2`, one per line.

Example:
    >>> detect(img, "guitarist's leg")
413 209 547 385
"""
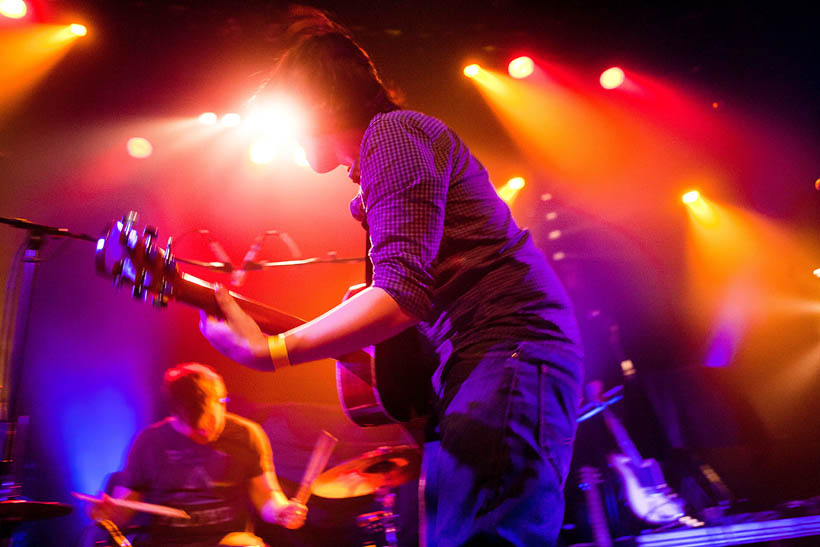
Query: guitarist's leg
423 342 581 547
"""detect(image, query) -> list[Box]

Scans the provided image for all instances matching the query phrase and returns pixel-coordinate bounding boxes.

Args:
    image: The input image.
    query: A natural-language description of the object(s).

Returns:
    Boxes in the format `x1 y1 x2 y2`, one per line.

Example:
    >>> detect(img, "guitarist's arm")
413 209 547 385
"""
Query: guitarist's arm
200 284 419 369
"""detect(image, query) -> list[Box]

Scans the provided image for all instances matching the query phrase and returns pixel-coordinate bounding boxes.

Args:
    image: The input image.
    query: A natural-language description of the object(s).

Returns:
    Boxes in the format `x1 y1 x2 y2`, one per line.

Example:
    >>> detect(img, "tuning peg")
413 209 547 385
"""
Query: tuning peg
152 279 171 308
119 211 139 246
132 270 146 300
144 225 159 261
164 236 176 272
111 259 124 288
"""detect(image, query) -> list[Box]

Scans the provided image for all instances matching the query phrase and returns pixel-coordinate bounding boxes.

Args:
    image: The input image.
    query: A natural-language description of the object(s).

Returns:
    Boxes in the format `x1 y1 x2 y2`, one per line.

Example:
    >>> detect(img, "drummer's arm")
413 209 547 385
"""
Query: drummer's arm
90 485 141 526
249 471 306 529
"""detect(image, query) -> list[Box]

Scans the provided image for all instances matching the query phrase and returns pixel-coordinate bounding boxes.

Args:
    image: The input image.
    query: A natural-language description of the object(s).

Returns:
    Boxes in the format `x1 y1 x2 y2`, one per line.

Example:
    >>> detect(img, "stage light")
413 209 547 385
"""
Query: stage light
548 230 562 240
600 67 625 90
508 56 534 79
712 102 719 109
463 64 480 78
126 137 152 159
69 24 88 37
540 193 553 201
682 189 718 226
198 112 217 125
293 145 310 167
682 190 700 204
507 176 525 190
498 176 525 203
813 268 820 279
545 212 558 221
815 178 820 191
249 138 275 165
552 251 566 261
0 0 27 19
246 99 305 142
221 112 241 127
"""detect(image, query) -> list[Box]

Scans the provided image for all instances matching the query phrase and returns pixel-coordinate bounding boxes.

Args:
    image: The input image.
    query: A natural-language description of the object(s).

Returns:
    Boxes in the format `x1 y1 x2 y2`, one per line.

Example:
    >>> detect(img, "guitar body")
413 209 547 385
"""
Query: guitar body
336 326 434 427
336 231 435 427
608 453 684 524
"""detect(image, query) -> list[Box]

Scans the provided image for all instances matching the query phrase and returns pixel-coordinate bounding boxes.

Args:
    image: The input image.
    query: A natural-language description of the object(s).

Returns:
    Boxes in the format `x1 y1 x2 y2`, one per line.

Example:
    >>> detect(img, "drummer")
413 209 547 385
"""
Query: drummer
89 362 307 546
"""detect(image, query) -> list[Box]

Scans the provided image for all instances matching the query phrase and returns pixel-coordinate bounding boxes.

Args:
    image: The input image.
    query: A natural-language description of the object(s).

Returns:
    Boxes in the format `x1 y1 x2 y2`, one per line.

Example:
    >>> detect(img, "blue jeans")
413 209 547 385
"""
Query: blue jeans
421 341 582 547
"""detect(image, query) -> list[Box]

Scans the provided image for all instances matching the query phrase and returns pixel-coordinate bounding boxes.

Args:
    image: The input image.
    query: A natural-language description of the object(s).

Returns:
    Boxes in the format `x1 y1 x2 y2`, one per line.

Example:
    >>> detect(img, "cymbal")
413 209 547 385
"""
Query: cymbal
311 445 420 499
0 500 73 521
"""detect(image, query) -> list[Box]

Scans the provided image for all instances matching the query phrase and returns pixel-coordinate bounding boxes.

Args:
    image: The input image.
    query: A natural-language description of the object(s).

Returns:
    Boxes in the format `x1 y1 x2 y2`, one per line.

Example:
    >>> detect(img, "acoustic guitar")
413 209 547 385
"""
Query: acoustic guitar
94 212 430 427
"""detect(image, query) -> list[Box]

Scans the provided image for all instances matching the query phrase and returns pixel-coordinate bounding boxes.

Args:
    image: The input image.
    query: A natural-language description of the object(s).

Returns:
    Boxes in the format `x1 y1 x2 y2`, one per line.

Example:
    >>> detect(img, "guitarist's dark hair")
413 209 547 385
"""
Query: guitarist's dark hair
162 362 223 427
257 5 402 133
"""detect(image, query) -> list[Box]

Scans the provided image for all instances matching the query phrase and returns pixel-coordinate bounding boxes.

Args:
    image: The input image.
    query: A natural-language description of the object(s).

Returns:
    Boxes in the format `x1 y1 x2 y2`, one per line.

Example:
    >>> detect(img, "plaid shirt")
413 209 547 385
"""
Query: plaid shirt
352 110 582 373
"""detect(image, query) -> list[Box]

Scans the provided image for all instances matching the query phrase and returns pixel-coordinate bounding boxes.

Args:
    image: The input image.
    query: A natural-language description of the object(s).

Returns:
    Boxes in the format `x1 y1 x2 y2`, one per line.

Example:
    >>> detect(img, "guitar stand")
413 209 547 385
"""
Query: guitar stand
356 487 399 547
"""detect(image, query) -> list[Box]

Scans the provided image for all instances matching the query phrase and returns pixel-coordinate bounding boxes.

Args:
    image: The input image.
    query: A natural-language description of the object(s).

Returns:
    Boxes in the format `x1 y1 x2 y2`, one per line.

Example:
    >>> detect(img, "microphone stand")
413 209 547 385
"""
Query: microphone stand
0 217 84 534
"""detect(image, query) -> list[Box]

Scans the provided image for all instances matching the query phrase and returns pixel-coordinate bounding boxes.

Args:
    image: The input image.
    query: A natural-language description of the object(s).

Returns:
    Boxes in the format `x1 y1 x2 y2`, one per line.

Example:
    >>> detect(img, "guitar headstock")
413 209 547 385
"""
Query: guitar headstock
95 211 176 307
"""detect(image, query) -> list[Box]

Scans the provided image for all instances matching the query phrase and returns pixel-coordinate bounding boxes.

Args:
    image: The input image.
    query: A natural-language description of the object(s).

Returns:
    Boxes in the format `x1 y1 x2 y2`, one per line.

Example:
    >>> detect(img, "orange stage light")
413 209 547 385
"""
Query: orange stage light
463 64 480 78
0 0 27 19
682 190 700 204
0 25 89 121
507 176 525 190
600 67 625 90
126 137 152 159
497 176 525 203
508 56 534 79
69 24 88 37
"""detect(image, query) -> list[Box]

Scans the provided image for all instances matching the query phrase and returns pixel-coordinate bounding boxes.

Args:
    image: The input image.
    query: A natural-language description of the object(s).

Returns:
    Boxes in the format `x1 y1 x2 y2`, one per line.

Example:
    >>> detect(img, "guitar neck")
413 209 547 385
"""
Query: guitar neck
579 467 612 547
175 272 305 334
602 407 645 466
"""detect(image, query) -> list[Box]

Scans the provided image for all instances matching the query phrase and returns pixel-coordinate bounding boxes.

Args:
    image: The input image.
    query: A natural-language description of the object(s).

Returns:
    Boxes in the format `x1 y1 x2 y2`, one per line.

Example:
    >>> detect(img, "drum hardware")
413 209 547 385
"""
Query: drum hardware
312 445 420 547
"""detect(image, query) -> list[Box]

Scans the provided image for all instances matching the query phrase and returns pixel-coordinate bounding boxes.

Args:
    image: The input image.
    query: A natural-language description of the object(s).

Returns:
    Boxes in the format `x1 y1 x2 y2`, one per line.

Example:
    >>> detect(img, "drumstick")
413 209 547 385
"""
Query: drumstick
294 430 338 504
72 492 191 519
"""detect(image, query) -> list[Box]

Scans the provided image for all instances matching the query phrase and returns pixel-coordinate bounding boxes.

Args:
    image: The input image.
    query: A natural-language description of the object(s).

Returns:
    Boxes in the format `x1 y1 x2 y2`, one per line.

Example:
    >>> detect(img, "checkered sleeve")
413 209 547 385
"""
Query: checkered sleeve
359 114 450 320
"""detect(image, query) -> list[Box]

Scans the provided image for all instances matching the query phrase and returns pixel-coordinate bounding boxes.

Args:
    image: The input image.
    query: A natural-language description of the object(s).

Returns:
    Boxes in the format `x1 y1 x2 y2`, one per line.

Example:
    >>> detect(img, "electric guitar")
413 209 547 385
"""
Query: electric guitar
94 212 430 427
585 381 685 525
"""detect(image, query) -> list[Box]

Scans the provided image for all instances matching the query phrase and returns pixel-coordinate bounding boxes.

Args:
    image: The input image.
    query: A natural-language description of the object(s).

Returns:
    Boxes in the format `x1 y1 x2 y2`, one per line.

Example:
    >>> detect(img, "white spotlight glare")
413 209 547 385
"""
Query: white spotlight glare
198 112 218 125
221 113 242 127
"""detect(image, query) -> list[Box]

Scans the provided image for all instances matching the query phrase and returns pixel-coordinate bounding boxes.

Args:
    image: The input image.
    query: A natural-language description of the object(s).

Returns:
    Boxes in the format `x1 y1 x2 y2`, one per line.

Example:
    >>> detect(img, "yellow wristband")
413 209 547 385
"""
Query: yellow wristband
268 333 291 371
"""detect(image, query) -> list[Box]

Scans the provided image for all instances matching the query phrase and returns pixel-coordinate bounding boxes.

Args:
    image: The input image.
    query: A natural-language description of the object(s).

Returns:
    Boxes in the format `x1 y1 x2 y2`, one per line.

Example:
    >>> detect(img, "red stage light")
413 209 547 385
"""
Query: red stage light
0 0 27 19
600 67 625 89
508 56 534 79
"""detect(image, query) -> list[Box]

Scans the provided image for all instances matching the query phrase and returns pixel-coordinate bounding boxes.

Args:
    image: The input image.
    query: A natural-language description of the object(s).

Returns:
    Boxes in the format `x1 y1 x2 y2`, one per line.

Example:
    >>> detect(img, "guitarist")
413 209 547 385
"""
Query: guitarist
199 7 584 546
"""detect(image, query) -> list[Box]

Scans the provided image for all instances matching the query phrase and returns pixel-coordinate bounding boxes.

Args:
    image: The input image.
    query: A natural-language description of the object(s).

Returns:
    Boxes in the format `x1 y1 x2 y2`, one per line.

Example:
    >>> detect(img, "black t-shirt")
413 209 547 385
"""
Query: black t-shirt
120 413 272 546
